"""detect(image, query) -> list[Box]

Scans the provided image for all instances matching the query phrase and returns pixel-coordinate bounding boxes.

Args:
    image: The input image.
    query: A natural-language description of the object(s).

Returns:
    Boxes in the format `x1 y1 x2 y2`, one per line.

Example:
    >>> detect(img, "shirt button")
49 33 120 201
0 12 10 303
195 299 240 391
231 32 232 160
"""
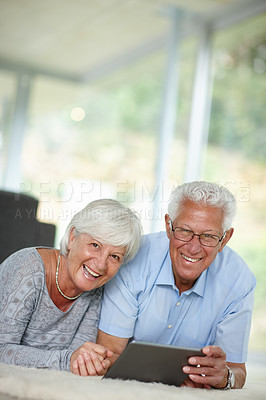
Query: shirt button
168 324 172 329
176 302 181 306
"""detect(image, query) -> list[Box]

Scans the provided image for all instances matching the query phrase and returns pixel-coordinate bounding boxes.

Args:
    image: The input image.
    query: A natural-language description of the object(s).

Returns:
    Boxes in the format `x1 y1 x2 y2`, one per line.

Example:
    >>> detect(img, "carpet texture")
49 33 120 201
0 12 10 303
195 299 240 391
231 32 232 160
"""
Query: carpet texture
0 362 265 400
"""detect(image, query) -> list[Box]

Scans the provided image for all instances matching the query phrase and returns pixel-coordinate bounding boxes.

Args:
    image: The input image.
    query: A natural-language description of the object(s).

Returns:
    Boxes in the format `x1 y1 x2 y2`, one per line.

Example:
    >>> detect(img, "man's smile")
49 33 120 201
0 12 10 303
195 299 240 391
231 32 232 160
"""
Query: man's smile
181 253 203 263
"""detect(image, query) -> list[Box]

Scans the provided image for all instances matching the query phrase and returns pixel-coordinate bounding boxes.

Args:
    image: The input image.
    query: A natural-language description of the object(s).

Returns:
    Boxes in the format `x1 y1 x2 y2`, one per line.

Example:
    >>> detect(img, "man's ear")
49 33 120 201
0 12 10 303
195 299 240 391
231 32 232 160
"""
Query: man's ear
218 228 234 252
165 214 171 239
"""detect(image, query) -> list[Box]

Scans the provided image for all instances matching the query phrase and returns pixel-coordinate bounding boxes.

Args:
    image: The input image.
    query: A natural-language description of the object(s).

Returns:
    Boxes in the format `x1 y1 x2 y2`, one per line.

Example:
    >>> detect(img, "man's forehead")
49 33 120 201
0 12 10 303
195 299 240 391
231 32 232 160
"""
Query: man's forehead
173 200 225 228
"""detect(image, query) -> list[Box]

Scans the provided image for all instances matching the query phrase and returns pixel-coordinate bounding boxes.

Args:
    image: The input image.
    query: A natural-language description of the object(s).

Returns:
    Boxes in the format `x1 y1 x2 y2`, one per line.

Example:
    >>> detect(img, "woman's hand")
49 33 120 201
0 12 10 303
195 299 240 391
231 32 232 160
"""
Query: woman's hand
70 342 113 376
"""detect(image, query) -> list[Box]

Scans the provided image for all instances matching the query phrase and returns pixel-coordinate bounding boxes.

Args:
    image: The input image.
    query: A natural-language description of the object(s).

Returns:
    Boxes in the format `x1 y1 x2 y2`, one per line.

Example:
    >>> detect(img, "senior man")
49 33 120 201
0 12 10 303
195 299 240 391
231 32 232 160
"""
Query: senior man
74 181 256 389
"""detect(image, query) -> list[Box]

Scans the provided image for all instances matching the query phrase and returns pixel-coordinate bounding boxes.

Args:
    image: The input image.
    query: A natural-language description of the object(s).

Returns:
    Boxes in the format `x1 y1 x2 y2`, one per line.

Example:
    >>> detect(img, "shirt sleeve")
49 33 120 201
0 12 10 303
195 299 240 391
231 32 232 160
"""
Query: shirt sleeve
99 232 170 339
99 266 139 338
214 280 256 363
210 249 257 363
0 343 73 370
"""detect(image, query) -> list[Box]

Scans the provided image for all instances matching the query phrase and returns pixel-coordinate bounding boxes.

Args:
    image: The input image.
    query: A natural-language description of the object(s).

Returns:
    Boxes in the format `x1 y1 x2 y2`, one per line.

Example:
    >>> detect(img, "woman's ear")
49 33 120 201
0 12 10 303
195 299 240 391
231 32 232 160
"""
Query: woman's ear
68 227 76 251
165 214 172 239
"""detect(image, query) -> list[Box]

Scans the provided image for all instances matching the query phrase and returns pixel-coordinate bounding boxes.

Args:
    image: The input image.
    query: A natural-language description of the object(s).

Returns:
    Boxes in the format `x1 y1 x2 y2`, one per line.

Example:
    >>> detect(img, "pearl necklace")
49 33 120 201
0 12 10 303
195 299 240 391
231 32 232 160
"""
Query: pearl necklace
55 254 83 301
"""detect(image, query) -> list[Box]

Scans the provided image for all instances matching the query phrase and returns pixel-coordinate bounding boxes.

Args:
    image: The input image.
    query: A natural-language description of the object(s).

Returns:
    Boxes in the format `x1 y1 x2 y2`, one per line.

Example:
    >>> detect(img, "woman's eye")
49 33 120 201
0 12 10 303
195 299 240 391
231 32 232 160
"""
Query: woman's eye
111 254 120 261
91 243 99 248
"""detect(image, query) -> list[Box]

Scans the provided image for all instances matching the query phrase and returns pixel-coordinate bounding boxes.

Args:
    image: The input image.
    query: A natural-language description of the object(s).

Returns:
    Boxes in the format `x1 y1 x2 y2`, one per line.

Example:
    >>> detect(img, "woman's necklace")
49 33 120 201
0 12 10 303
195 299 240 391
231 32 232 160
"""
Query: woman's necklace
55 254 83 301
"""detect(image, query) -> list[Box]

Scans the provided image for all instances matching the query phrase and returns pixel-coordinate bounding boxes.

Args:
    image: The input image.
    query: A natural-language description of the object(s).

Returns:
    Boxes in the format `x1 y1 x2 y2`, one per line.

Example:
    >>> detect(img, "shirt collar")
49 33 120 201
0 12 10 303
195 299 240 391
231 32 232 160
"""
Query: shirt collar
156 250 175 286
186 269 207 297
156 250 207 298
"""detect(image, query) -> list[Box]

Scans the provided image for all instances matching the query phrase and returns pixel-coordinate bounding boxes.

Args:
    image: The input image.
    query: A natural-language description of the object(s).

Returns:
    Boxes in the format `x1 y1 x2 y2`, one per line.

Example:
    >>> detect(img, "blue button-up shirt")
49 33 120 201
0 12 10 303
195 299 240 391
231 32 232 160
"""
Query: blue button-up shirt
99 231 256 363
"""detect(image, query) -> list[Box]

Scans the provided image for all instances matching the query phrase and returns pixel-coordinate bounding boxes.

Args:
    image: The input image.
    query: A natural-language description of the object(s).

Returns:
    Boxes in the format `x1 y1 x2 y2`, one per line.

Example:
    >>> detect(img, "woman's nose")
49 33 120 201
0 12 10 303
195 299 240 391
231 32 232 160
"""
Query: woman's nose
95 251 109 270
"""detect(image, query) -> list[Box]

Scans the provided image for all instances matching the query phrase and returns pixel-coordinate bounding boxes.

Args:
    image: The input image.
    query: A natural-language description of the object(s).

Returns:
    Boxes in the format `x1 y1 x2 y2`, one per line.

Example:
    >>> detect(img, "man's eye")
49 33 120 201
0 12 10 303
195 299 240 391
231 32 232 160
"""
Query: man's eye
203 234 215 239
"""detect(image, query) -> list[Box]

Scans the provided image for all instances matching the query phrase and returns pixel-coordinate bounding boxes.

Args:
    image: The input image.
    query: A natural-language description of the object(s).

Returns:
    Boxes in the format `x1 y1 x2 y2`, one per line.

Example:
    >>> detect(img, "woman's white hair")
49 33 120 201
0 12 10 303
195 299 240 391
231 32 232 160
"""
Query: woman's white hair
60 198 142 263
168 181 237 231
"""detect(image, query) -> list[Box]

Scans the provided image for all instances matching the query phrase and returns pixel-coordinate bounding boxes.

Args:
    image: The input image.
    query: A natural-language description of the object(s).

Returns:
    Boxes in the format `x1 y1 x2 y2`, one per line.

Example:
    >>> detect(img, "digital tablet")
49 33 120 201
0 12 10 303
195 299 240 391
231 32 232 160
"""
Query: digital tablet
103 341 204 387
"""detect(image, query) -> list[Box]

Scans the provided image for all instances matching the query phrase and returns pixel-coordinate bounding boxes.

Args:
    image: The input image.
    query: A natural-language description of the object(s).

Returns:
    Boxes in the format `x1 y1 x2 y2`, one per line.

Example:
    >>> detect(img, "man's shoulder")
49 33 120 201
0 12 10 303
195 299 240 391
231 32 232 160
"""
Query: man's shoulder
211 246 256 289
141 230 169 247
216 246 250 269
118 231 169 278
131 230 169 262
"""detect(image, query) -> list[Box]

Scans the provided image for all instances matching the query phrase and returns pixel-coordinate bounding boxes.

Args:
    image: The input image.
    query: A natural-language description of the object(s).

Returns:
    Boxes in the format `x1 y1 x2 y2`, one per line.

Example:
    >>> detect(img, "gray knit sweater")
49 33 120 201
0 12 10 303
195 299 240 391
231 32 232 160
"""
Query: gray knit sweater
0 248 103 370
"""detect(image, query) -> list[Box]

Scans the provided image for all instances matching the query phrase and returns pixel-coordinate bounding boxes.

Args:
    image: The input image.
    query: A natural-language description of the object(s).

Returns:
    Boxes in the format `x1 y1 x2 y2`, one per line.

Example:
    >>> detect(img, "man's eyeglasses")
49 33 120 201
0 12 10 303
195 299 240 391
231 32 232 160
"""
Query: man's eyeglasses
170 221 226 247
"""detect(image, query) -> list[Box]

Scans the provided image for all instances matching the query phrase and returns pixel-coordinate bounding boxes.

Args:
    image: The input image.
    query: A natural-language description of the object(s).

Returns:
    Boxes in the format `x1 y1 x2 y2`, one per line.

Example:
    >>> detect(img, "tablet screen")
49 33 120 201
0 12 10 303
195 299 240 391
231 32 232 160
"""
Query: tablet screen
103 341 204 386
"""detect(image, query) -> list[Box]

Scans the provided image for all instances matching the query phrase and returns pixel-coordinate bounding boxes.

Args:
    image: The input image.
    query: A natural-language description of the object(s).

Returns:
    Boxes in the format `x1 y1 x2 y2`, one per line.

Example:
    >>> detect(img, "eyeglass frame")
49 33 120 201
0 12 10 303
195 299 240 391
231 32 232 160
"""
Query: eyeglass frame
169 220 227 248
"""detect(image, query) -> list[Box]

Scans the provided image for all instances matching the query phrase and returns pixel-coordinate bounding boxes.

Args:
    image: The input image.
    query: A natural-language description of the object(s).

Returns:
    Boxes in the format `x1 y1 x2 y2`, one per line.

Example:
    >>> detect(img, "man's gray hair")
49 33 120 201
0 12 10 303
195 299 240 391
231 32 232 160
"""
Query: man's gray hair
168 181 237 231
60 198 142 263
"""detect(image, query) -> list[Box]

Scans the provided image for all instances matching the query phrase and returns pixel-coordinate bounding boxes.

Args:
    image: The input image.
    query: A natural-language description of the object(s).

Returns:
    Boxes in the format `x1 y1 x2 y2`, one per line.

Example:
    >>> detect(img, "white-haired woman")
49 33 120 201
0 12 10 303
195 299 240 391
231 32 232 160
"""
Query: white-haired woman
0 199 142 373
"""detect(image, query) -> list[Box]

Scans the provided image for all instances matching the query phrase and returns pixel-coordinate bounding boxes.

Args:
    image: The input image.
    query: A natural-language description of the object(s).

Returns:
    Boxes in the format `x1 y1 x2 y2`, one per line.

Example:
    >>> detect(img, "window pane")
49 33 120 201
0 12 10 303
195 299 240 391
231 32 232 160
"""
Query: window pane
20 33 200 237
21 52 166 238
204 13 266 352
0 71 17 185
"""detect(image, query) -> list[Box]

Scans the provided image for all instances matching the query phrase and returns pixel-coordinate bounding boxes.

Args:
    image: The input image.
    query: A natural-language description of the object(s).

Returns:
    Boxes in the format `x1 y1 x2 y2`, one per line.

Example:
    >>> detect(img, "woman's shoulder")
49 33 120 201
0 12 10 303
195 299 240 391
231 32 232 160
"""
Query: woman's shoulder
0 247 45 284
0 248 49 321
1 247 41 266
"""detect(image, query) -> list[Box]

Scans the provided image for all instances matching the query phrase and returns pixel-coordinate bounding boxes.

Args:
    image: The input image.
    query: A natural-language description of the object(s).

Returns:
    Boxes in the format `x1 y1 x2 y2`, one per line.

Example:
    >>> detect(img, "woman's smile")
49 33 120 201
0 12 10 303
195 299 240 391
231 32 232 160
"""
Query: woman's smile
82 264 101 279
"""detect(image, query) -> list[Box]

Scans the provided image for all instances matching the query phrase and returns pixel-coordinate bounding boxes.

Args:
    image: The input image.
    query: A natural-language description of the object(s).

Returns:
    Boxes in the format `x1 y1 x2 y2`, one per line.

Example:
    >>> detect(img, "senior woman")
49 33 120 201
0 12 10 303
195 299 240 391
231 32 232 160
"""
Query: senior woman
0 198 142 373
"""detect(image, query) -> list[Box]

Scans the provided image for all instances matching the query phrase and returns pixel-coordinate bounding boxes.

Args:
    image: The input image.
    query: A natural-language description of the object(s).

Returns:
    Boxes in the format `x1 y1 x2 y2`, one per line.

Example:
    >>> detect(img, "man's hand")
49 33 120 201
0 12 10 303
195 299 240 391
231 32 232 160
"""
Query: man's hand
182 346 231 389
70 342 113 376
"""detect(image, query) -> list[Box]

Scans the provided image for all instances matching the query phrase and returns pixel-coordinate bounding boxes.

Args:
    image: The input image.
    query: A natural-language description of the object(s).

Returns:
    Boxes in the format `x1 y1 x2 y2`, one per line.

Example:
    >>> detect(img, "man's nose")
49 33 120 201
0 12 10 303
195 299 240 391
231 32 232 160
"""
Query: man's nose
186 235 202 252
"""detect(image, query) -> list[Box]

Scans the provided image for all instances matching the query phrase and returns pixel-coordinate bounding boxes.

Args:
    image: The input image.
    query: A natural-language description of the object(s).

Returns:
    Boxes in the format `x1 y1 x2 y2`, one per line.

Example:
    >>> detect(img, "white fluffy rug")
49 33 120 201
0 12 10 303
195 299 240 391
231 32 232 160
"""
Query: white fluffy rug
0 362 265 400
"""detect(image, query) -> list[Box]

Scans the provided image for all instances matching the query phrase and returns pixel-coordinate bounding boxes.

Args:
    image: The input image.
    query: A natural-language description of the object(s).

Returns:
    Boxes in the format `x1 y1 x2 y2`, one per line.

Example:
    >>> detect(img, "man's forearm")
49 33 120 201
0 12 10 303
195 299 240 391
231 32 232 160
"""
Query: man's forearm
96 329 129 366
